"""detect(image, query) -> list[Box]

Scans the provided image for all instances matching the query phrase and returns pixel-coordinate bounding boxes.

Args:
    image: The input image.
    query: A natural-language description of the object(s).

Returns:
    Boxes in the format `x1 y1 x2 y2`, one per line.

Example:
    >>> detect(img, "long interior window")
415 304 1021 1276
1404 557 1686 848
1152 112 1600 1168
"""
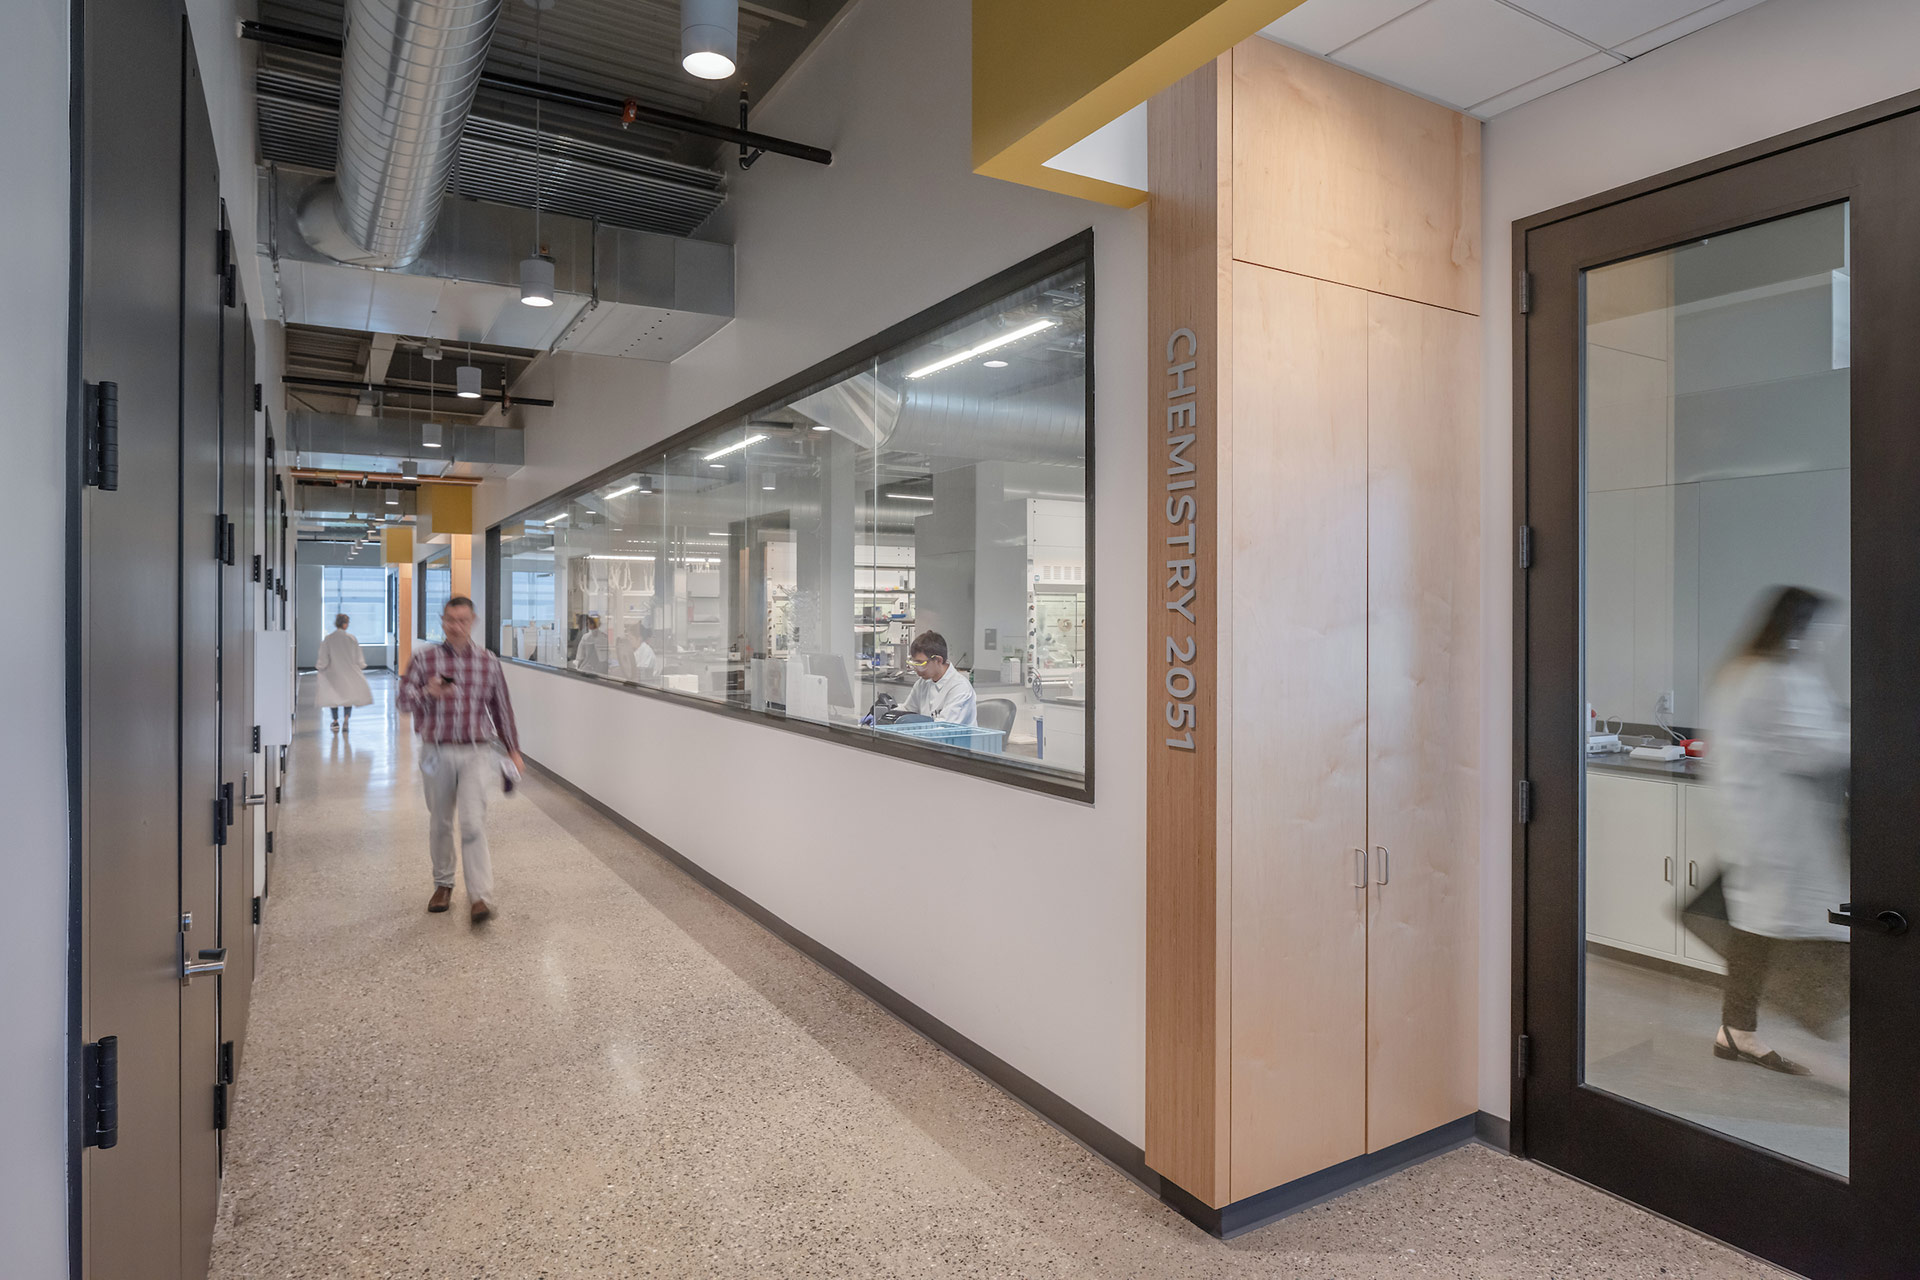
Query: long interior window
496 245 1091 792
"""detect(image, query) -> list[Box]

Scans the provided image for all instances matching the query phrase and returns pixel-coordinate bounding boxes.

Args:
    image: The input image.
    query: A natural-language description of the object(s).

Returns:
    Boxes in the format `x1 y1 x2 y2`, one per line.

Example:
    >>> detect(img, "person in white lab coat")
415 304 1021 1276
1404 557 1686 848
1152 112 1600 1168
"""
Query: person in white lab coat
316 614 373 731
1706 586 1850 1075
617 622 661 682
901 631 977 726
573 614 611 675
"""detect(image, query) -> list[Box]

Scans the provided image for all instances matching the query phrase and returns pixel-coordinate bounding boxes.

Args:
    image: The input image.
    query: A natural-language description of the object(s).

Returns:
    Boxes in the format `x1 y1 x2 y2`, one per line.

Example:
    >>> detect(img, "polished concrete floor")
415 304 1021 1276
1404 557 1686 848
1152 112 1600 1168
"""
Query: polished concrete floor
209 674 1785 1278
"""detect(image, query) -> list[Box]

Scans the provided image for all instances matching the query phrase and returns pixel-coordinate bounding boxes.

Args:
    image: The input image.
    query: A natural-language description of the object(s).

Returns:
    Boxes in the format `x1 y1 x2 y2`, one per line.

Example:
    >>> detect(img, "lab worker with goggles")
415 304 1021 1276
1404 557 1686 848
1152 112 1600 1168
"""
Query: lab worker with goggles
899 630 976 725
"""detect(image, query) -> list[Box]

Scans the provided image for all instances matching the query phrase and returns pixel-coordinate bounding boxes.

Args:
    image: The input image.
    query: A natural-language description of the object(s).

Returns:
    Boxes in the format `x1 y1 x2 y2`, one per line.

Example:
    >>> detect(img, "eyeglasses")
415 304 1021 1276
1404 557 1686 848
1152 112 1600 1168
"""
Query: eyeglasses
909 656 931 667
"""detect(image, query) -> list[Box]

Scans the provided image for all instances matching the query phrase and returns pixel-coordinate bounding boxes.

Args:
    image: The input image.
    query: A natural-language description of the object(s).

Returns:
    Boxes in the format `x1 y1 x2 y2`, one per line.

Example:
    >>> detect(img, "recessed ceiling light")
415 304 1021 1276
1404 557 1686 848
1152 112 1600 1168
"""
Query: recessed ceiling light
812 425 831 432
983 359 1009 369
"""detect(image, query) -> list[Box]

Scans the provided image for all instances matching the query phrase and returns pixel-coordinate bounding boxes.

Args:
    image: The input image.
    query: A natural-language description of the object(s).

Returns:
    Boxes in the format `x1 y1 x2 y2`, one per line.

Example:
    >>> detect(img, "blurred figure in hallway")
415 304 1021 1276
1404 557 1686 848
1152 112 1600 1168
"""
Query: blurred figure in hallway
398 596 524 925
573 613 610 675
316 613 372 732
1708 586 1851 1075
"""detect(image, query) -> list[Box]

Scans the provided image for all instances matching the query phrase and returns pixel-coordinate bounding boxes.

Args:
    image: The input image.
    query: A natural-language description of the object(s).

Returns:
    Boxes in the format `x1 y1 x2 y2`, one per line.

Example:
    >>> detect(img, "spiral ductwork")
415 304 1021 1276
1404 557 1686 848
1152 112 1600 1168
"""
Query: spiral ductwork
298 0 503 269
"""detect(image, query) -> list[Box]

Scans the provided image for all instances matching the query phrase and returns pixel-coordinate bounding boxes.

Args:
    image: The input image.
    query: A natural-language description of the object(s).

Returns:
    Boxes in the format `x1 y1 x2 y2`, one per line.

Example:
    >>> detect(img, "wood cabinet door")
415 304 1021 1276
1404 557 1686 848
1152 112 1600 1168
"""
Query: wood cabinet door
1365 292 1481 1154
1227 263 1371 1197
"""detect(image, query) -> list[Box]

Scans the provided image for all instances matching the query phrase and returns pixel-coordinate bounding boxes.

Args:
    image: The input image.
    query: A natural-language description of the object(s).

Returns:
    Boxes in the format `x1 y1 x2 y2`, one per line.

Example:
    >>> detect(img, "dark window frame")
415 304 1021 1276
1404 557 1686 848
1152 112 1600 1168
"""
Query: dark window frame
489 230 1097 803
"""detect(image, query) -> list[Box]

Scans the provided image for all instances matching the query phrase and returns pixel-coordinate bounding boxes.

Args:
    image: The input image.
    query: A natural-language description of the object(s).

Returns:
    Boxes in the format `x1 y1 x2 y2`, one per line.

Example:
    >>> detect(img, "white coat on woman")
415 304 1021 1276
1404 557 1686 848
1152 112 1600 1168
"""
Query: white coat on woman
1708 651 1851 941
316 624 374 709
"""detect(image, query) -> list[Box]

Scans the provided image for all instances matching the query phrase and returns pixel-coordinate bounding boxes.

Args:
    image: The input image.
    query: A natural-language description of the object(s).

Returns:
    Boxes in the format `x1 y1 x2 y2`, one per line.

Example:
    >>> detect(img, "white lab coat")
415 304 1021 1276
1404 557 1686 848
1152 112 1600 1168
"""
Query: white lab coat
1708 654 1851 940
903 665 977 726
315 628 373 708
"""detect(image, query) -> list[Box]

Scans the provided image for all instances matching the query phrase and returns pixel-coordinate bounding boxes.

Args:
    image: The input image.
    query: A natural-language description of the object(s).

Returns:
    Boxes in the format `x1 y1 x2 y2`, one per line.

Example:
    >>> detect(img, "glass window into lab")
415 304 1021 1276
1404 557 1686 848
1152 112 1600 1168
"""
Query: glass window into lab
492 240 1092 793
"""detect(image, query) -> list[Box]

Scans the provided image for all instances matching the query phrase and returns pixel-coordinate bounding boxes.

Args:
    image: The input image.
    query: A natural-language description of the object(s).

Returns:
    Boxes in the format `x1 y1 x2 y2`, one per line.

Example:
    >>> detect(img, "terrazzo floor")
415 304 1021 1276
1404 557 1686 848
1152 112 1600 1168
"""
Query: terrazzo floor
209 674 1788 1279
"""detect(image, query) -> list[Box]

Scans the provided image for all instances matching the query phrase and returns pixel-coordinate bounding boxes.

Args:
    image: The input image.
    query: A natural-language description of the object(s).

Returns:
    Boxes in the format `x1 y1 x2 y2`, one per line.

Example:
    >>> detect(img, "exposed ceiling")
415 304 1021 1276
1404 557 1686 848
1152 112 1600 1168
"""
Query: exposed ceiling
281 324 541 422
255 0 854 236
1260 0 1771 118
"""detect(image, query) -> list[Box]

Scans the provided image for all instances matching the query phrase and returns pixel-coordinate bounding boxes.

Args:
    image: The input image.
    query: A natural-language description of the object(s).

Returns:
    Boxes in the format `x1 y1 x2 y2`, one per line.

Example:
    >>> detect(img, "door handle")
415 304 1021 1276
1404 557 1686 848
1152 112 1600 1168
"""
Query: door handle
182 946 228 984
1352 848 1367 889
1664 856 1673 883
1827 904 1909 937
1374 846 1390 886
245 793 266 807
1688 860 1697 887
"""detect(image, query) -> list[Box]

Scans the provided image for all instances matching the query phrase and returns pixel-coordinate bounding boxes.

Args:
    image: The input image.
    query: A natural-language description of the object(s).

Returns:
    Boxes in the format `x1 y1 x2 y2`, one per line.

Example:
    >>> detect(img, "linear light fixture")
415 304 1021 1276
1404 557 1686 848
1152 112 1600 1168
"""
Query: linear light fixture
702 433 766 461
605 483 640 499
889 492 935 501
547 512 569 523
585 554 656 562
906 318 1056 380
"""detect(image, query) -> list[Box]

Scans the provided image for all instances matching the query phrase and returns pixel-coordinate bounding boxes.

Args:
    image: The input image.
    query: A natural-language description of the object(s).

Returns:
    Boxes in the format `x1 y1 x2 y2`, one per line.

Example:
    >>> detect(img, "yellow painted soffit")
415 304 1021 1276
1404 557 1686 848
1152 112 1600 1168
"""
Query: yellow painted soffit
972 0 1309 208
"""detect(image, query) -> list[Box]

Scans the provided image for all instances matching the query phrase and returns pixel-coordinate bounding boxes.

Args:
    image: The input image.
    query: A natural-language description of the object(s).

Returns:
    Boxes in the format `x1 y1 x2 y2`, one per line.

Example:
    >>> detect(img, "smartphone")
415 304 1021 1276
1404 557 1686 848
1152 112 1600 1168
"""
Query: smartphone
437 674 457 685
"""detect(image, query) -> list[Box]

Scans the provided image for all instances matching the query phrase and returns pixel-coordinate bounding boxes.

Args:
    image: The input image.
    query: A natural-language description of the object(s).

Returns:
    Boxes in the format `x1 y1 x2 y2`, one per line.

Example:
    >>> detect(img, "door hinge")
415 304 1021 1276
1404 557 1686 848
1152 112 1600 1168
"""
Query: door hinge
251 724 261 753
252 894 262 925
222 262 237 309
1516 1033 1533 1079
83 1036 119 1148
84 381 120 491
213 1039 235 1130
253 383 263 413
1517 779 1534 825
265 831 274 854
1517 524 1533 570
213 796 228 846
1518 270 1534 315
216 226 230 277
252 553 262 583
225 518 237 566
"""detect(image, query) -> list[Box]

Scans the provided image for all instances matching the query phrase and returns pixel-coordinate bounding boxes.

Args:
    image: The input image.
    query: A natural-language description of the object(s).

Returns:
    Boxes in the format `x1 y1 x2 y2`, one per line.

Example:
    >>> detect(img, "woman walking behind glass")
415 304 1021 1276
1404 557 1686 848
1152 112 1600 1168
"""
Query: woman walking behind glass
1707 586 1851 1075
317 613 373 731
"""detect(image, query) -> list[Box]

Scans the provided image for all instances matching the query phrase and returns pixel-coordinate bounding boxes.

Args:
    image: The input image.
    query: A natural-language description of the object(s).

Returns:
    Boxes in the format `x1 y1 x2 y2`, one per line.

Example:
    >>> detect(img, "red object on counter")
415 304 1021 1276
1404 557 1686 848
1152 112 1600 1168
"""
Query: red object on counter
1682 738 1707 757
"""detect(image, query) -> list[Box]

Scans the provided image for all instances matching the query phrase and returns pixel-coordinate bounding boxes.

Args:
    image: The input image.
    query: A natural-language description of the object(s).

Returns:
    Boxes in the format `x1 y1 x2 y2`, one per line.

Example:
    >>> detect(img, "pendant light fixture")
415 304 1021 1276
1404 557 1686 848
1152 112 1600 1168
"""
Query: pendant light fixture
681 0 737 80
423 368 444 449
385 488 399 506
456 342 482 399
520 0 556 306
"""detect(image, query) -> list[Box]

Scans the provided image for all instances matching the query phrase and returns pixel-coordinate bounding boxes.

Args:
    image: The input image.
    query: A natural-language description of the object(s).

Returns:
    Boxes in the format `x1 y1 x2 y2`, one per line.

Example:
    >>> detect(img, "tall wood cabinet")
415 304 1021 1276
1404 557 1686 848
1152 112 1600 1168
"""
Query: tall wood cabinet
1148 36 1481 1210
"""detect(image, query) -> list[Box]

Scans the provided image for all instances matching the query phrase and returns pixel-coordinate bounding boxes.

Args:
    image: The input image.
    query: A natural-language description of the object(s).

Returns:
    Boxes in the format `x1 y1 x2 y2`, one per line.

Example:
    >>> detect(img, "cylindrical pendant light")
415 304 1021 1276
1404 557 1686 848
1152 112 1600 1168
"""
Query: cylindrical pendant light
519 254 555 307
421 422 443 449
385 488 399 506
456 362 482 399
681 0 737 80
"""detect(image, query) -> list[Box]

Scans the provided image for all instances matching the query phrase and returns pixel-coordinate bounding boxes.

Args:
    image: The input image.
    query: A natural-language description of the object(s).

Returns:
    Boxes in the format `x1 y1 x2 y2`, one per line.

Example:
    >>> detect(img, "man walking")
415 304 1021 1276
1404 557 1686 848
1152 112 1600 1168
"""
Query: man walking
397 595 524 924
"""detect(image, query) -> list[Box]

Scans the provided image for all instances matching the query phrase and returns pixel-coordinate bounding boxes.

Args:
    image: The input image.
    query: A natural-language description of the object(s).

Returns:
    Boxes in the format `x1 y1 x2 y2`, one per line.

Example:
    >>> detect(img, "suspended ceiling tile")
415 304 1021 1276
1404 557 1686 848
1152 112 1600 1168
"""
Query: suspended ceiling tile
1614 0 1770 58
1469 49 1619 118
1504 0 1711 50
1332 0 1597 110
1256 0 1428 56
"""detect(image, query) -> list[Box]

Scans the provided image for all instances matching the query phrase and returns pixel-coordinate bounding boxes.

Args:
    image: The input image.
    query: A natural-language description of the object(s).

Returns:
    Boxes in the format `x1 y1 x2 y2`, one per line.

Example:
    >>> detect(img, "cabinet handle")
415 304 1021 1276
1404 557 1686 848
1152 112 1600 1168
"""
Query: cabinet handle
1375 846 1390 886
1664 856 1673 883
1688 860 1697 887
1352 848 1367 889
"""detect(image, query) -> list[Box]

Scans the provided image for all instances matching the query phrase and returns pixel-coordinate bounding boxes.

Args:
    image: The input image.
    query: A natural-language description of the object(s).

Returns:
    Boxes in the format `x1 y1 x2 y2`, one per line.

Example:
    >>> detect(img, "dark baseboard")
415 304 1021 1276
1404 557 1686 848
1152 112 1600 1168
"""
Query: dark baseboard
520 754 1162 1195
1159 1115 1482 1238
523 754 1509 1240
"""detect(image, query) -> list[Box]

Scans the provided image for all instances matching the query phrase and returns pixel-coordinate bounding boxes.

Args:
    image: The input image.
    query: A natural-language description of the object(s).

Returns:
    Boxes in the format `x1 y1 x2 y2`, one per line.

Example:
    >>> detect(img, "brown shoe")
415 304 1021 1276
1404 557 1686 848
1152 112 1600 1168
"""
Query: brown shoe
470 900 493 924
427 886 453 913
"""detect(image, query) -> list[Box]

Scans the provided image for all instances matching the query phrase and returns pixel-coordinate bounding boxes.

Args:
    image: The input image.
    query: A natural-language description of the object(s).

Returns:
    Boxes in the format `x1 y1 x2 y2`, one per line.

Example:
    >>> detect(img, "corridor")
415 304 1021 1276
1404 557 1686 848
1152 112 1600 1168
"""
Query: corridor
208 677 1781 1279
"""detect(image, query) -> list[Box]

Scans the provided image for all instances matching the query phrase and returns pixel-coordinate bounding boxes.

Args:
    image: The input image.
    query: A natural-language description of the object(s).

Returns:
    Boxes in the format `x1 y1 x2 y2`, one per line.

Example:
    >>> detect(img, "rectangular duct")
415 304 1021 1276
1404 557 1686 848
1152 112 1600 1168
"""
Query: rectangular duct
289 411 526 477
262 168 734 360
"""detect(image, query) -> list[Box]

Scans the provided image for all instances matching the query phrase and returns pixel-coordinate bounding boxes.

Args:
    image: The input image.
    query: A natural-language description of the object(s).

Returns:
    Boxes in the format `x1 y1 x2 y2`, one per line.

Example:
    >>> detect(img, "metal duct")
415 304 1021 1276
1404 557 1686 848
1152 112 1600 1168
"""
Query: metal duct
790 370 1086 466
290 412 525 477
299 0 503 268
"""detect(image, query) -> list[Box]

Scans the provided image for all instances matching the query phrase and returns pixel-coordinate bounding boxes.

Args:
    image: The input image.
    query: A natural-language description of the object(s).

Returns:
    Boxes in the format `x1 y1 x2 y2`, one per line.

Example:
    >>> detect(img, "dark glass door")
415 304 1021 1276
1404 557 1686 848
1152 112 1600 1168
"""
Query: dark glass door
1518 103 1920 1277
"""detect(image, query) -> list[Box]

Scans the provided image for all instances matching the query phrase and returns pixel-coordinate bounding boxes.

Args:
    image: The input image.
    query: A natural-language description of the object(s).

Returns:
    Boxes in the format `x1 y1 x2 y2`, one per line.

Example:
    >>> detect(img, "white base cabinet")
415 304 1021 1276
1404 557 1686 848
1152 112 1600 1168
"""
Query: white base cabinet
1584 769 1726 975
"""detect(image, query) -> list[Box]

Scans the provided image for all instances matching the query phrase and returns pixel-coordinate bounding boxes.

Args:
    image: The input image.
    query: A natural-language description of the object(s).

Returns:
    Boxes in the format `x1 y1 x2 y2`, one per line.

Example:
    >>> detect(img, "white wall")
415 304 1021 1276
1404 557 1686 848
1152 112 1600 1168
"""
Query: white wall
1477 0 1920 1117
481 0 1150 1141
0 1 72 1273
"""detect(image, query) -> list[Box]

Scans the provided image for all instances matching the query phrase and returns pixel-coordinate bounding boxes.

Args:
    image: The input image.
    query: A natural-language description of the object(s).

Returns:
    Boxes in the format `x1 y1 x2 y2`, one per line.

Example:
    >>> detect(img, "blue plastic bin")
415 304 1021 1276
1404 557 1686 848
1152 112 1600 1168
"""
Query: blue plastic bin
876 721 1006 754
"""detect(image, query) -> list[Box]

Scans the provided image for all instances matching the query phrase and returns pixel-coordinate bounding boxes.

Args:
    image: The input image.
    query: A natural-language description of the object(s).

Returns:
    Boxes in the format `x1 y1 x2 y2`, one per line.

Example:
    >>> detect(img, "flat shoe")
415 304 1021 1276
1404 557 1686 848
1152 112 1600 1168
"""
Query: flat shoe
427 886 453 913
471 900 493 924
1713 1040 1812 1076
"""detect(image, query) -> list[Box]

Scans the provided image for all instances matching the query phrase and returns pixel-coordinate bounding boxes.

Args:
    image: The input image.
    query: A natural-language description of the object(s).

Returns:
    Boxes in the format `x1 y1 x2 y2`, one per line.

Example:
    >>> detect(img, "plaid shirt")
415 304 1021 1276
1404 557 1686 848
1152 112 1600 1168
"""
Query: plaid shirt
397 641 521 755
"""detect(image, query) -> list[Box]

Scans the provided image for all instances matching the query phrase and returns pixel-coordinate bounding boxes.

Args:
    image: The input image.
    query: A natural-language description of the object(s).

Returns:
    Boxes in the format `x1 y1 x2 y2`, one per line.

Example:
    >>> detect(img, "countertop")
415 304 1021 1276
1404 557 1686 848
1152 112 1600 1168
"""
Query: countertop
1586 750 1707 784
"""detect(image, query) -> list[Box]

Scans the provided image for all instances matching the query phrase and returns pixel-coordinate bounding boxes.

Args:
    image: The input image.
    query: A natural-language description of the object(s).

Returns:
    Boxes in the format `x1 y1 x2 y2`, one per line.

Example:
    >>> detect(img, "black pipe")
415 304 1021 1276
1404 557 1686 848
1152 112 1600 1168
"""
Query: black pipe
281 374 556 408
241 19 833 167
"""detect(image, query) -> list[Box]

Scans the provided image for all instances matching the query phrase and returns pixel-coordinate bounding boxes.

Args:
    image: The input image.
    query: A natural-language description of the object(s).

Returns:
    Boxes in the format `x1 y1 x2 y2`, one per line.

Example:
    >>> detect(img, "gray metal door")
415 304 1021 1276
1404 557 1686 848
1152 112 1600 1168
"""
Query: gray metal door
76 1 185 1275
178 37 227 1280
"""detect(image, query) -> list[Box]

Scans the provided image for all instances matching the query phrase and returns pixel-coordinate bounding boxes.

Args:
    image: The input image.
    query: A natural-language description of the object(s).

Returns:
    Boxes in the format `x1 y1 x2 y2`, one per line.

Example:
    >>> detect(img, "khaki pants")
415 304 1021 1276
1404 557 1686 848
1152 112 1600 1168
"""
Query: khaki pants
421 743 495 904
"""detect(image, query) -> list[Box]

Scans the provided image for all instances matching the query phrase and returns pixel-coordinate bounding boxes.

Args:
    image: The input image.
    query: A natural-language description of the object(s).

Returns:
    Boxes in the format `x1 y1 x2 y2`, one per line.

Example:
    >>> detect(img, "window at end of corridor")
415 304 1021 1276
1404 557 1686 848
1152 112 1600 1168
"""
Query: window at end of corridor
495 240 1092 795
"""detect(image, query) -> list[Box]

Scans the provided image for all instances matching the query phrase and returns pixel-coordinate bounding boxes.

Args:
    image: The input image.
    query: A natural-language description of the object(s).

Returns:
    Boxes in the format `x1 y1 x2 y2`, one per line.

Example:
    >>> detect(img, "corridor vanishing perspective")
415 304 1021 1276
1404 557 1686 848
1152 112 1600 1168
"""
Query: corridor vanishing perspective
203 677 1780 1279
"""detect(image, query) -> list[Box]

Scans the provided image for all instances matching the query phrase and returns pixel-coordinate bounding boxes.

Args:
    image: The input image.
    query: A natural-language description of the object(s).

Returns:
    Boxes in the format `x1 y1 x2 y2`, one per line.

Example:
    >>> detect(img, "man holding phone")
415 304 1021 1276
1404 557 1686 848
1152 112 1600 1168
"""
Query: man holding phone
397 595 524 924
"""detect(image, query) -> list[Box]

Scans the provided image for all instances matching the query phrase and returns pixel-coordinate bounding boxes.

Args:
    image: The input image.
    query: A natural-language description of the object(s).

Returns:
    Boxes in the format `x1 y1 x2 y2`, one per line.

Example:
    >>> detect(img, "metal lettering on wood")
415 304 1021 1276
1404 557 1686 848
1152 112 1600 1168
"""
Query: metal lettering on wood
1145 54 1230 1208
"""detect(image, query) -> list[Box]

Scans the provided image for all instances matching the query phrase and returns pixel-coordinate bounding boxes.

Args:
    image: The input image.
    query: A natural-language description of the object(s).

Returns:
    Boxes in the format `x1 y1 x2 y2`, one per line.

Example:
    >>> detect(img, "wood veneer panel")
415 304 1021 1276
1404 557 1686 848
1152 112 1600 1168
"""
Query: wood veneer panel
1146 53 1233 1206
1364 292 1482 1151
1230 37 1481 316
1227 262 1371 1198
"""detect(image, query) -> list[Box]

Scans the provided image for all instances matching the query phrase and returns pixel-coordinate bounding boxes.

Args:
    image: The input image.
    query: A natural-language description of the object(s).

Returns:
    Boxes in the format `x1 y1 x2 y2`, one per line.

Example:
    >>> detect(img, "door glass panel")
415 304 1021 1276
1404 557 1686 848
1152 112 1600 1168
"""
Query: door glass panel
1581 204 1852 1175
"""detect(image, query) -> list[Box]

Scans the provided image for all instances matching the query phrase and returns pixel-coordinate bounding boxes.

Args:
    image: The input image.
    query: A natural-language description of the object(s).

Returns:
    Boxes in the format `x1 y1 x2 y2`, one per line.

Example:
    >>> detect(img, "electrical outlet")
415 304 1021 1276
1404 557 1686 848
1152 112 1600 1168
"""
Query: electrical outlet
1656 690 1674 715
